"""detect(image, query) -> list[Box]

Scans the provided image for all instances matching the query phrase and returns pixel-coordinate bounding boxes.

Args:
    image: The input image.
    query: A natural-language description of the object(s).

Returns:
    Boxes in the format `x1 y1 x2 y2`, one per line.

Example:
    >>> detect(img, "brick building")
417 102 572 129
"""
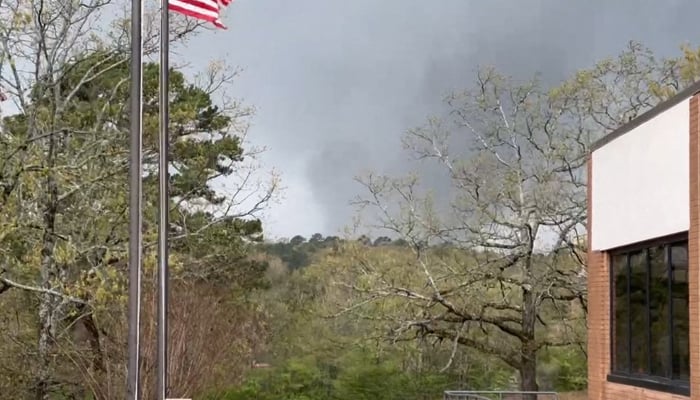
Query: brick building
587 83 700 400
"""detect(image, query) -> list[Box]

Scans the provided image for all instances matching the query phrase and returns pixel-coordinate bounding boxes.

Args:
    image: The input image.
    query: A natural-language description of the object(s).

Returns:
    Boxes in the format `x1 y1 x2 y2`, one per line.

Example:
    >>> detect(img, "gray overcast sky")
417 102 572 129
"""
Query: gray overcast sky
182 0 698 239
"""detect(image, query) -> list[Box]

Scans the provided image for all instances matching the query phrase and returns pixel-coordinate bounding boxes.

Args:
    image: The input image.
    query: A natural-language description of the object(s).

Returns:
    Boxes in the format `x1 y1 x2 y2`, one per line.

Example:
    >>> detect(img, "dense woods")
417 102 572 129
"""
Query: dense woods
2 1 700 399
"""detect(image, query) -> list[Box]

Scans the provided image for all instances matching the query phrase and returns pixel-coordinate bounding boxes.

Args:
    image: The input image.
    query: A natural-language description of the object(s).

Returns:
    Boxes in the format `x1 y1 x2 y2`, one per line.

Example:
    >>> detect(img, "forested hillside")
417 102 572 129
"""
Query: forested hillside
208 235 587 399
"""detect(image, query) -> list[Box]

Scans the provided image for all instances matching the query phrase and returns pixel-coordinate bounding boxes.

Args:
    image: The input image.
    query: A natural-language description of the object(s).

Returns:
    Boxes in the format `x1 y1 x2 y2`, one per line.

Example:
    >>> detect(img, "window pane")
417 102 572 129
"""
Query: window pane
629 250 649 374
671 243 690 380
612 253 629 373
648 246 671 377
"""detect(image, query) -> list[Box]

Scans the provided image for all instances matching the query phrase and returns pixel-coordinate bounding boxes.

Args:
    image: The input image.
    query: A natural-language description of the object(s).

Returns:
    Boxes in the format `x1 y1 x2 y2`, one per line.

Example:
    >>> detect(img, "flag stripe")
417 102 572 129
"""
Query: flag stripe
168 0 231 28
169 0 218 19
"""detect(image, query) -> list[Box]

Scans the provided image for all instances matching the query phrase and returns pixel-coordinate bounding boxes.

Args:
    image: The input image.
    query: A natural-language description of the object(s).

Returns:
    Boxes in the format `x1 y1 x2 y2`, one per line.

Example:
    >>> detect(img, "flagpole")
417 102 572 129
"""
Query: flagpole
157 0 170 397
126 0 144 395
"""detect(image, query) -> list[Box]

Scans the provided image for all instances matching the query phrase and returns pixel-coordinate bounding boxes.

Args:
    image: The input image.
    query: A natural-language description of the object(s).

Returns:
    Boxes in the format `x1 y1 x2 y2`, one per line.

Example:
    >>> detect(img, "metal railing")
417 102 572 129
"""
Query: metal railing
443 391 559 400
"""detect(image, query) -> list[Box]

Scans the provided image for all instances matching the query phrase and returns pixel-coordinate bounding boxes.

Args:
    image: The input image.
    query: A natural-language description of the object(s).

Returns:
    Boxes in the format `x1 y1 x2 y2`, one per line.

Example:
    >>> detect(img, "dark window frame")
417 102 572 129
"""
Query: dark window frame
607 232 690 396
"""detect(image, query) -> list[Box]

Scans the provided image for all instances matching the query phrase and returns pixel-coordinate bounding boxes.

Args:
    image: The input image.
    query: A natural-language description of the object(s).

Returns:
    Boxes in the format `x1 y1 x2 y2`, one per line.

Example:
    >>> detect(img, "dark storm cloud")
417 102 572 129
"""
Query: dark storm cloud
183 0 700 238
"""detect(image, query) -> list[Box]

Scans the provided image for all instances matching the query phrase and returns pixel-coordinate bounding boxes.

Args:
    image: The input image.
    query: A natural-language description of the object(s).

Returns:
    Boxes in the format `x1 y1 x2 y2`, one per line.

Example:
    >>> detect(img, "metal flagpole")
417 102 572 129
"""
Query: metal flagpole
126 0 144 395
157 0 170 397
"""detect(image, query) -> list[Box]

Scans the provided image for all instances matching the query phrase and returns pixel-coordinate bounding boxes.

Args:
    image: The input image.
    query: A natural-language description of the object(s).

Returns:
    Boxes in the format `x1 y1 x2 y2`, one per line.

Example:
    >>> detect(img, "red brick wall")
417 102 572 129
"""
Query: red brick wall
689 93 700 400
586 94 700 400
586 248 608 400
587 154 609 400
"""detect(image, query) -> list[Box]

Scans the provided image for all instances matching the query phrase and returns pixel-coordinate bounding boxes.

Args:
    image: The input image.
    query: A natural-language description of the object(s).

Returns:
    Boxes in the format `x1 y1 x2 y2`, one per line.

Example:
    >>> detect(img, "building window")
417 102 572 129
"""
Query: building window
609 234 689 393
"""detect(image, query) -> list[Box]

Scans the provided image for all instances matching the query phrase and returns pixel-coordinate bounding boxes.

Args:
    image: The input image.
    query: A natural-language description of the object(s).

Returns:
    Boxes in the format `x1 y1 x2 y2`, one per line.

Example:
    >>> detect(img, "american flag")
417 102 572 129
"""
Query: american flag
168 0 232 29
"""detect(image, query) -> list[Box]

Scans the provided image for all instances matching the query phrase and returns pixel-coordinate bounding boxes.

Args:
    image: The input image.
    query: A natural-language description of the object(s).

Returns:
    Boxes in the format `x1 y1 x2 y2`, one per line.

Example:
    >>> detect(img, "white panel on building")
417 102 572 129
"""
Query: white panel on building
591 98 690 251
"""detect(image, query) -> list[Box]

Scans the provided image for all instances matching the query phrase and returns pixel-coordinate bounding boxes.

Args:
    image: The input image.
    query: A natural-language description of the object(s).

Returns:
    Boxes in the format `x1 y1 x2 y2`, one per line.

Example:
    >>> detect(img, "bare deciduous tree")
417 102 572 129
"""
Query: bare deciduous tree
338 41 692 395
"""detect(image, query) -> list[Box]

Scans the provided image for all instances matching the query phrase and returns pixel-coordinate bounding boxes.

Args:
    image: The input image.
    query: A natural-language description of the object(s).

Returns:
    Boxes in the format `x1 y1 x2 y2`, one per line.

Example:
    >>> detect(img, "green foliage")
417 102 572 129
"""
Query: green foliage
261 234 409 270
208 357 333 400
228 241 552 400
0 36 273 398
538 347 588 392
211 354 454 400
262 234 338 270
332 353 451 400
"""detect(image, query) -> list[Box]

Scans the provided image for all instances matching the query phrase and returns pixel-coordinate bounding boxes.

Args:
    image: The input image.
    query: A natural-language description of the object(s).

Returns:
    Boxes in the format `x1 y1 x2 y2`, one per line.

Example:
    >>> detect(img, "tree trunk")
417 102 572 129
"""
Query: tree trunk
36 227 58 400
36 291 57 400
520 285 538 400
36 132 60 400
519 348 539 400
